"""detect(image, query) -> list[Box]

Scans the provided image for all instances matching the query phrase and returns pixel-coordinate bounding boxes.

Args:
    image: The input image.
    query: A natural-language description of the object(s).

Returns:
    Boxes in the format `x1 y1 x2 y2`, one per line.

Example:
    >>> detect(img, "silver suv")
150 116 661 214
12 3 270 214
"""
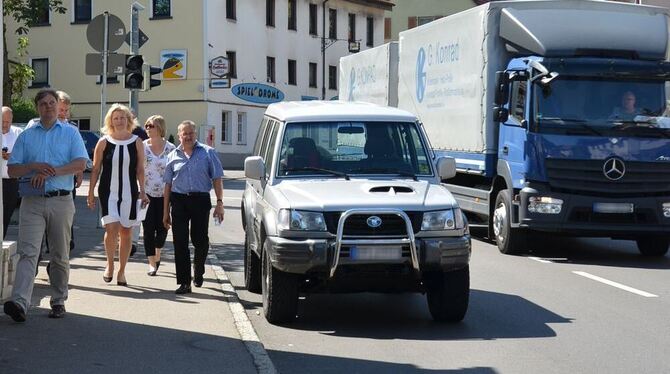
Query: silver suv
242 101 471 324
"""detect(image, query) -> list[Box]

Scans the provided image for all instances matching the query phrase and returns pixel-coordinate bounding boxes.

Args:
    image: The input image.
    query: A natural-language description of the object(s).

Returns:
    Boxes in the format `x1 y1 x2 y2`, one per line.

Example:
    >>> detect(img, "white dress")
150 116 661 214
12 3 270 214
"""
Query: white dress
98 135 141 227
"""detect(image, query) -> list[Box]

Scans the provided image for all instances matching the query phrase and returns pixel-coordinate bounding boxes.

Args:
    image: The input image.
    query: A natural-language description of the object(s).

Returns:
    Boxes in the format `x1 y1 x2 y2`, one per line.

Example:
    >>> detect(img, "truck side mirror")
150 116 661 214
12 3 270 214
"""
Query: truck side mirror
436 156 456 180
494 71 510 105
244 156 266 180
493 106 509 123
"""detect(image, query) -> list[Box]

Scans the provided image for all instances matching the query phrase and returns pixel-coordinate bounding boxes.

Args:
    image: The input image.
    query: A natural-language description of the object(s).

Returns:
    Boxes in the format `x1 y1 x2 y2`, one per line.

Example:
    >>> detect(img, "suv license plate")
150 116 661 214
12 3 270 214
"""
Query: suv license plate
350 246 402 260
593 203 634 214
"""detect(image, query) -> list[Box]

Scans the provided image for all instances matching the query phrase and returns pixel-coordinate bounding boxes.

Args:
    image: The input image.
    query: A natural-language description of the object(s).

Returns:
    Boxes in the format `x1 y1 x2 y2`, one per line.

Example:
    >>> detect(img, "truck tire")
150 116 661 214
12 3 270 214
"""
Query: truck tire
493 189 527 254
425 266 470 323
635 238 669 257
262 240 299 324
243 228 262 294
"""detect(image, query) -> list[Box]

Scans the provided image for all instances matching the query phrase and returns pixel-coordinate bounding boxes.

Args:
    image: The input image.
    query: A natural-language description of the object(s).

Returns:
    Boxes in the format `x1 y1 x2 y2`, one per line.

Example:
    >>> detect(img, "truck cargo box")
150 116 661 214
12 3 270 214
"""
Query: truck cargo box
339 42 399 107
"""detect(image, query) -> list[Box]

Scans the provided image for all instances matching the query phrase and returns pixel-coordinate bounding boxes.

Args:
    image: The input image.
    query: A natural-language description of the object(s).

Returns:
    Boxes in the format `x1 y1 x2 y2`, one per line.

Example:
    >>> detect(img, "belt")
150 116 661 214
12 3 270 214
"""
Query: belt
172 192 209 198
44 190 71 198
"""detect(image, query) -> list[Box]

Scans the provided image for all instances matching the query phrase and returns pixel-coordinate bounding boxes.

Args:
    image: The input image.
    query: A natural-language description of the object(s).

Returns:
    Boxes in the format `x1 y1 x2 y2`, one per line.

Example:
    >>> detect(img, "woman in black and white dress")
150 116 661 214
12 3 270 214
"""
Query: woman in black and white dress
87 104 148 286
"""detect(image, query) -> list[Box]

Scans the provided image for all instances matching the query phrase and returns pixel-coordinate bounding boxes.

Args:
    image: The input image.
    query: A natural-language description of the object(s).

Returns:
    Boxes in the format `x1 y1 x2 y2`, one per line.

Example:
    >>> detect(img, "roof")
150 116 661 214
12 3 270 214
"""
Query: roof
265 101 418 123
344 0 394 11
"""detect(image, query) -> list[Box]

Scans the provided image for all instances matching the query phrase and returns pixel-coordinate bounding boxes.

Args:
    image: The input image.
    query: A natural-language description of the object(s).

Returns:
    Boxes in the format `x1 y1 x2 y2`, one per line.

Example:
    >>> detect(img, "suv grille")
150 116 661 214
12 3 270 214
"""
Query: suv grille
545 158 670 197
323 212 422 236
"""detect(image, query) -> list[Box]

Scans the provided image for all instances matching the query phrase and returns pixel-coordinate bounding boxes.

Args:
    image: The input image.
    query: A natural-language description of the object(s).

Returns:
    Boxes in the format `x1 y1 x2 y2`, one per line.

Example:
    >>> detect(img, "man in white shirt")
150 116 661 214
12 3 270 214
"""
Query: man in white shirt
2 106 23 239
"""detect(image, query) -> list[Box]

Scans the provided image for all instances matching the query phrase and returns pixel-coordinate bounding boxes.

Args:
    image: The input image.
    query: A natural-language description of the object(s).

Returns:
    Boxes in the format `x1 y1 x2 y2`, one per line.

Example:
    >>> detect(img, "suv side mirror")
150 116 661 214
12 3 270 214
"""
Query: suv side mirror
245 156 266 180
436 156 456 180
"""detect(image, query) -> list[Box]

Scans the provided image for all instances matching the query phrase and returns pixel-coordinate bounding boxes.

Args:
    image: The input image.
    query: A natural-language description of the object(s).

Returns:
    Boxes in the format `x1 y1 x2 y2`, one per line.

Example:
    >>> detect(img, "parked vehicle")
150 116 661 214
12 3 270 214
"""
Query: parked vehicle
242 101 471 324
341 0 670 256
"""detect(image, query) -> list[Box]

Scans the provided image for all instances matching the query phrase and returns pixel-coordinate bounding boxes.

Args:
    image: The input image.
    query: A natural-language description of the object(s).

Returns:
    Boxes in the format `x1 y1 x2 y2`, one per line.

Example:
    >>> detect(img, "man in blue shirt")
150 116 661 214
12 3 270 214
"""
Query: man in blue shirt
163 120 224 294
3 89 88 322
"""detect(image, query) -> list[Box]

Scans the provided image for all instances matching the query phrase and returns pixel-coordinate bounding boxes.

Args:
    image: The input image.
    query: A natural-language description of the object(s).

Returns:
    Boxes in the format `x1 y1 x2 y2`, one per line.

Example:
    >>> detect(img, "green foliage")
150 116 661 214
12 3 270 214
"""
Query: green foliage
9 36 34 101
3 0 66 34
10 97 37 123
168 134 175 144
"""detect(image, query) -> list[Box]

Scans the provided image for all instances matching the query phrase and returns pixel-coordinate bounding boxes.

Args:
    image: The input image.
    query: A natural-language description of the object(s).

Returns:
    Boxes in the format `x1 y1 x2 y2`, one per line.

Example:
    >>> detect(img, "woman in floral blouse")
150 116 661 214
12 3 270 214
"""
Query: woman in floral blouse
142 115 176 275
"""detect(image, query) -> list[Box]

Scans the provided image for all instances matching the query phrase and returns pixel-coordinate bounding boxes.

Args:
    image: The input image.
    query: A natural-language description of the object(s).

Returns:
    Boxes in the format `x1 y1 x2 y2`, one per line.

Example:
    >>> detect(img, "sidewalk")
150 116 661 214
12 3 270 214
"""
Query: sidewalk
0 172 258 374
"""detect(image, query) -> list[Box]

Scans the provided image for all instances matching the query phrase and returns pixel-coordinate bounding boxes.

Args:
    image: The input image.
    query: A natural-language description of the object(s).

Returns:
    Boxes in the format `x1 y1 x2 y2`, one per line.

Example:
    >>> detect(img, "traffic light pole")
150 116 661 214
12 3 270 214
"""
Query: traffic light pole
129 3 144 116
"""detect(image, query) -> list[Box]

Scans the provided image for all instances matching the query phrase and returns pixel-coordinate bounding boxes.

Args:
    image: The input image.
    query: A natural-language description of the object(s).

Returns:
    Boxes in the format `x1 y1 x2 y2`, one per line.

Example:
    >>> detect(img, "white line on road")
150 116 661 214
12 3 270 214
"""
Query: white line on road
572 271 659 298
528 256 553 264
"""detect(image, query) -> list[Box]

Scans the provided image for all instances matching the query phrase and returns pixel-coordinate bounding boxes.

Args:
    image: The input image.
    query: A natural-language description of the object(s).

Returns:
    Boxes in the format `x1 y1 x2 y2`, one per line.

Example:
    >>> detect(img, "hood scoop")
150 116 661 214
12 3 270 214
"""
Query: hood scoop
369 186 414 195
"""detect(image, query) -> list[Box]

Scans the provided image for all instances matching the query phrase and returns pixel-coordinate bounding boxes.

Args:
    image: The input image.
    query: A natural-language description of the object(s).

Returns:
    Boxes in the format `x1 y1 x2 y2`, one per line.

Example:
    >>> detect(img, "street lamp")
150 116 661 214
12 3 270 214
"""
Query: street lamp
321 1 360 100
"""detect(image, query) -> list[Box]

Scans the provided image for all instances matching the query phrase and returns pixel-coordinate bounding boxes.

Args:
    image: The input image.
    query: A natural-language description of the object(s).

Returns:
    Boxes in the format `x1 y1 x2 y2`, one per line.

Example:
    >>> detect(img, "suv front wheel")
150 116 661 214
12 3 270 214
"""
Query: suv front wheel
243 227 262 293
424 266 470 322
262 239 299 324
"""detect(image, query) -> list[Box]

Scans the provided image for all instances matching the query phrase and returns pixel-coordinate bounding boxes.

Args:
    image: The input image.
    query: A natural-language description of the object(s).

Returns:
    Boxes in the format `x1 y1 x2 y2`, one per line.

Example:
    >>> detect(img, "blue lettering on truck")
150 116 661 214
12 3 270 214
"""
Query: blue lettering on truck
416 48 427 102
416 41 460 105
348 65 377 101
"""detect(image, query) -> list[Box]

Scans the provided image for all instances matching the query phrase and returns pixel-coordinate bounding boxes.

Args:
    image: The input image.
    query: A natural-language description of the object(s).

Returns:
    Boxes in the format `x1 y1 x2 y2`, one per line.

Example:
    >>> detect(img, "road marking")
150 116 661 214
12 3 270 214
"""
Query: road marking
528 256 553 264
572 271 658 298
208 253 278 374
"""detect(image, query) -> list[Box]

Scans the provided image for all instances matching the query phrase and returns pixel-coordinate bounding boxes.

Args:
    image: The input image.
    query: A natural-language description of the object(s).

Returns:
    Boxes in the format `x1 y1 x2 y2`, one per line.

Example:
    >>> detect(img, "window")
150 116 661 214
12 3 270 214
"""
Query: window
267 56 276 83
288 0 297 30
511 81 527 122
366 17 374 47
71 118 91 131
221 111 232 143
418 16 442 26
288 59 297 86
152 0 171 18
226 0 236 20
35 0 50 25
384 17 391 40
74 0 92 23
253 118 270 156
237 112 247 145
329 8 337 39
31 58 49 88
264 122 279 177
266 0 275 27
309 3 317 36
226 51 237 79
309 62 317 88
329 65 337 90
348 13 356 42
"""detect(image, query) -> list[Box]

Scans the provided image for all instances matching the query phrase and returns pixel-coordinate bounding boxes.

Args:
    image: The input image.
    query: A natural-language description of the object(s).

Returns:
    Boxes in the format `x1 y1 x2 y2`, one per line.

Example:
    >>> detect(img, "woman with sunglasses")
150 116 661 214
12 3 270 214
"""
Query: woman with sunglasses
142 115 176 275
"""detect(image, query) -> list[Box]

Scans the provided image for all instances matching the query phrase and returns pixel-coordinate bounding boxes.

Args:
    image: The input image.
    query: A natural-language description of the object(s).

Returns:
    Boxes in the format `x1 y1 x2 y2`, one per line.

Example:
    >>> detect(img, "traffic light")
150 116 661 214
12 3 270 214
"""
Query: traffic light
142 64 162 91
124 54 144 89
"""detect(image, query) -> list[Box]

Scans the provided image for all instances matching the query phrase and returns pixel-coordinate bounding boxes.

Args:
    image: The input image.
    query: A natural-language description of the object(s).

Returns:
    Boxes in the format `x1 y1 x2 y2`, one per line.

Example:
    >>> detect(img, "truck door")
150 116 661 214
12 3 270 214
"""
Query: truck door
499 78 528 189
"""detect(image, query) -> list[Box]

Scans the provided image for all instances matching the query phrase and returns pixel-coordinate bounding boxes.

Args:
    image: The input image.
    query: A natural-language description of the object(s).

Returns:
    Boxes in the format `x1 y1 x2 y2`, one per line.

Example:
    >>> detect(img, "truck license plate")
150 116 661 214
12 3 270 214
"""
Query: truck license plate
593 203 634 214
350 246 402 260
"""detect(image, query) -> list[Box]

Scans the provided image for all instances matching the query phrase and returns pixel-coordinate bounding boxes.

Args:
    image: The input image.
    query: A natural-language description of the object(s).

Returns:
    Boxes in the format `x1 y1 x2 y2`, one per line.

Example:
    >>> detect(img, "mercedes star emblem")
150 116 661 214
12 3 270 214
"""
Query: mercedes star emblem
366 216 382 228
603 158 625 181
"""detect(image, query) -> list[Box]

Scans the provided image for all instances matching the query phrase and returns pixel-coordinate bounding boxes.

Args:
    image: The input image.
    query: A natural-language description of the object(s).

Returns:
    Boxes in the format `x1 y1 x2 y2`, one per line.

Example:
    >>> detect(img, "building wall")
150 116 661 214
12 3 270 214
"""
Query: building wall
384 0 474 42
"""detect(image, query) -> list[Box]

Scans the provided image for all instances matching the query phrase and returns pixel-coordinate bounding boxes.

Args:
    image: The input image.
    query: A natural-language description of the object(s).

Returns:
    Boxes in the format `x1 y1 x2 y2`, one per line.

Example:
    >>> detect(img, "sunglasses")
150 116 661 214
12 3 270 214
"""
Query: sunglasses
145 124 155 129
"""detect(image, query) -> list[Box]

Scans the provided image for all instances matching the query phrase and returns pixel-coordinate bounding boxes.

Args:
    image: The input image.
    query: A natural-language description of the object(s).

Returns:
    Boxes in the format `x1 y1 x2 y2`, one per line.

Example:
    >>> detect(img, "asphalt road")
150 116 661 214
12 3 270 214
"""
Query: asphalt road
216 177 670 374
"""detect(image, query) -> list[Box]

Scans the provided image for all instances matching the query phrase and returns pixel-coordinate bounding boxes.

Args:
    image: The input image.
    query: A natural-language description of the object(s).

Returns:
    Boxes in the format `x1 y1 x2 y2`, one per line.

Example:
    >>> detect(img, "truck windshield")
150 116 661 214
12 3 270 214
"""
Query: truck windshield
534 78 670 138
277 121 432 178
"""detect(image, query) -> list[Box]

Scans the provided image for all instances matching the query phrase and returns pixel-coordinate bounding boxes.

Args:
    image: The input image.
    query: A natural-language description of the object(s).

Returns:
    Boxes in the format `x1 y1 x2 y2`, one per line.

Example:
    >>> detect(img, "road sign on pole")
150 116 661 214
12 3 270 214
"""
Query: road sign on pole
85 53 126 75
87 13 126 52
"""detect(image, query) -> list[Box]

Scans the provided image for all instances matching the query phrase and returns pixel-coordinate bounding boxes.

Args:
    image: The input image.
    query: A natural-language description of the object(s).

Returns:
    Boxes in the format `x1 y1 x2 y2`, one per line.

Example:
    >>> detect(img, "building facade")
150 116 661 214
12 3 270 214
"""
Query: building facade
5 0 392 166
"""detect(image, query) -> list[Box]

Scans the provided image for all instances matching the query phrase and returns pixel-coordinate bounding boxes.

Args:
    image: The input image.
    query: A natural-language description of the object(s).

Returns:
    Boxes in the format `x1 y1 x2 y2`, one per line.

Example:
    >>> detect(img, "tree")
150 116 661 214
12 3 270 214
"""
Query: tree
3 0 66 105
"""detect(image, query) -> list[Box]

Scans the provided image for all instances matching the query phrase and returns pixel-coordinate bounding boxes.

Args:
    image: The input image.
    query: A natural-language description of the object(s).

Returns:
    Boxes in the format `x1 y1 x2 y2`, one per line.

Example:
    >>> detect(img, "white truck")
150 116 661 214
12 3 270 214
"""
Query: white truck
341 0 670 256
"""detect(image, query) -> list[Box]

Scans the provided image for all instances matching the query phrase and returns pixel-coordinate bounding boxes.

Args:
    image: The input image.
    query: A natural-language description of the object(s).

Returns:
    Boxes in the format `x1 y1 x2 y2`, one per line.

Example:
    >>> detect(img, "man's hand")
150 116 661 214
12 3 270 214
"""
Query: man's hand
30 174 47 189
75 171 84 188
163 214 171 230
213 203 224 223
32 162 56 177
2 150 9 161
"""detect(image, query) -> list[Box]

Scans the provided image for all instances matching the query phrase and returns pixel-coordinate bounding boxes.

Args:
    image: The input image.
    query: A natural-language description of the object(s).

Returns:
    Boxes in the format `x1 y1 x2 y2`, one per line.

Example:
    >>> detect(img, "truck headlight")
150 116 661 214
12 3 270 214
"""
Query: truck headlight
422 209 464 231
278 209 327 231
528 196 563 214
663 203 670 218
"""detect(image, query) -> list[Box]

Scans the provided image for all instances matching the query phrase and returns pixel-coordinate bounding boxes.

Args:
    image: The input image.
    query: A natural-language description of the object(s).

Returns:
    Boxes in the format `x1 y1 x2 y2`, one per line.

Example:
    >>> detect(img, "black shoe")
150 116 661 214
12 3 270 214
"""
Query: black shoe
193 274 203 288
130 244 137 257
46 262 51 278
155 261 161 271
48 305 66 319
4 301 26 322
175 284 192 294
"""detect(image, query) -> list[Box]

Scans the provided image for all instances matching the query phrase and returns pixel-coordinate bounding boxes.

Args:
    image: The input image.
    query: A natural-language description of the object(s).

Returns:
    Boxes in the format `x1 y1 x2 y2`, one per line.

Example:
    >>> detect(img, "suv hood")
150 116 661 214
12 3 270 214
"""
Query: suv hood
274 179 457 211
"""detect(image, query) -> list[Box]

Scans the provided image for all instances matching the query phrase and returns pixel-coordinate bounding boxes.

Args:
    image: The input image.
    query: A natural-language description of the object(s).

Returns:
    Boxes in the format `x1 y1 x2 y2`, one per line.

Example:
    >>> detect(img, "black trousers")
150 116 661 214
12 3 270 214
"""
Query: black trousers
171 193 211 285
2 178 19 239
142 195 167 256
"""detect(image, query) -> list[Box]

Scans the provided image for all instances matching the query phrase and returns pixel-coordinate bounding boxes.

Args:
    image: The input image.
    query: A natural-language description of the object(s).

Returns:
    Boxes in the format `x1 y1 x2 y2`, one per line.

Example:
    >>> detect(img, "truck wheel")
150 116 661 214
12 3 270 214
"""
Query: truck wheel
262 240 299 324
425 266 470 323
635 238 669 257
493 189 526 254
243 228 262 294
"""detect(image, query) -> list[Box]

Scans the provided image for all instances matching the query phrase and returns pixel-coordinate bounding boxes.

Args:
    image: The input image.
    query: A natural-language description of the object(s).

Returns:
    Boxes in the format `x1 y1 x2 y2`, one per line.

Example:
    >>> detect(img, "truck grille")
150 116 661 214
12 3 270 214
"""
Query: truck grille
323 212 422 236
545 158 670 197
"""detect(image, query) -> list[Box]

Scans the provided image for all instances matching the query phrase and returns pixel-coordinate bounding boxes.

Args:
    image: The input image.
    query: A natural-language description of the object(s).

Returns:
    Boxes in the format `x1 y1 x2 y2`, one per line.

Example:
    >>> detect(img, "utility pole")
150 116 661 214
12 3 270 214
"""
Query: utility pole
129 2 145 115
321 0 329 100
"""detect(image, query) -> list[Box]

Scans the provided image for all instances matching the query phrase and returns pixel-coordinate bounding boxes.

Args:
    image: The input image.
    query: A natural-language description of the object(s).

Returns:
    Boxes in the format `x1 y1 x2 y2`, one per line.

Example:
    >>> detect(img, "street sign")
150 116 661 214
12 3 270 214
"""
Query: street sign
209 56 229 78
85 53 126 75
124 29 149 49
86 13 126 52
210 78 231 89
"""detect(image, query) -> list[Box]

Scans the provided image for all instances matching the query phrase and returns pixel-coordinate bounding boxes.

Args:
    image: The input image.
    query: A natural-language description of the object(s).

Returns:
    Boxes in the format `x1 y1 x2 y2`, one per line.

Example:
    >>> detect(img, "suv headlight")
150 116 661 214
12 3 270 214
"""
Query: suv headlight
278 209 327 231
421 208 465 231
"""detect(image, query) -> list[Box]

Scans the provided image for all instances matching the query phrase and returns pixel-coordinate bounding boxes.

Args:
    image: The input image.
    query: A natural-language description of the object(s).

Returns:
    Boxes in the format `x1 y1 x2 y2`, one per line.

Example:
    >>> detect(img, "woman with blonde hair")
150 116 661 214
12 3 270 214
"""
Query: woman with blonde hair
142 115 175 275
87 104 149 286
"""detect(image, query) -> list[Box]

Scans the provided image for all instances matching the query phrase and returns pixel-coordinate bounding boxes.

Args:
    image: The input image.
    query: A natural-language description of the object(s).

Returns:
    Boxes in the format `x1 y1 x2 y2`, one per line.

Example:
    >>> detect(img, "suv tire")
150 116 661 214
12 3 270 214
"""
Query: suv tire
262 240 299 324
244 228 262 293
425 266 469 323
635 237 669 257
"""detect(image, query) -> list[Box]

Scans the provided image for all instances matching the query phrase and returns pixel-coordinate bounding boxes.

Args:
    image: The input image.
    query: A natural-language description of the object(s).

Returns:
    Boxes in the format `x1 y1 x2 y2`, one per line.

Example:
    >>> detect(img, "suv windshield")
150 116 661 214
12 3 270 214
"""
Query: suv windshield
277 121 432 178
534 78 670 138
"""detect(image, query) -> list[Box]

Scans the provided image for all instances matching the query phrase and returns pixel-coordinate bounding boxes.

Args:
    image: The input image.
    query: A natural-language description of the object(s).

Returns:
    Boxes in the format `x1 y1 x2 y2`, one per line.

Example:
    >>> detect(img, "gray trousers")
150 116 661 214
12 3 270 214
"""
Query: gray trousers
12 195 75 311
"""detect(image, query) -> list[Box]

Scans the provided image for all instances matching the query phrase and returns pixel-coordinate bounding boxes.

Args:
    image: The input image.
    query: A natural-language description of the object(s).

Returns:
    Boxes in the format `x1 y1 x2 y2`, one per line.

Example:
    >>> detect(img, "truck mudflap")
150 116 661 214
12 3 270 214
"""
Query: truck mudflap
519 186 670 237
